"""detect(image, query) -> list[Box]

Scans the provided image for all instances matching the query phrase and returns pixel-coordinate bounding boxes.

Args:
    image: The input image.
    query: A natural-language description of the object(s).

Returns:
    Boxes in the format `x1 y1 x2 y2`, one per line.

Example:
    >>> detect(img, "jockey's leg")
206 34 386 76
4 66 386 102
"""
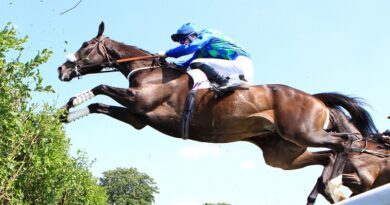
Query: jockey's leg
191 58 247 90
190 61 228 85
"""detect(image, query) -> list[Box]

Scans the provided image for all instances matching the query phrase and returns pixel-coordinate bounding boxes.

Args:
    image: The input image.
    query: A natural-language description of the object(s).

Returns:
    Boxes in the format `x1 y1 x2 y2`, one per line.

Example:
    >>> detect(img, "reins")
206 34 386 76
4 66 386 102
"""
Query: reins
83 54 161 86
347 137 390 158
80 55 159 73
332 132 389 158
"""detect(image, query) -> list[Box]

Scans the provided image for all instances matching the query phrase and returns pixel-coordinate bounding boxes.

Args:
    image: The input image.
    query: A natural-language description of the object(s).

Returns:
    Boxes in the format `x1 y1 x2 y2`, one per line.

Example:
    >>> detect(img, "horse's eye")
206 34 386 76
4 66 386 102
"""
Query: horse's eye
82 42 89 47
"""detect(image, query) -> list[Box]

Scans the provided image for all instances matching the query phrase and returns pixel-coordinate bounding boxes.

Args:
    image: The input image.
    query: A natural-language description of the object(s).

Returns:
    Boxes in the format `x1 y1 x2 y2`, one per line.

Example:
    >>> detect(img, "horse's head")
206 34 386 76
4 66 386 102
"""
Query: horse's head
58 22 111 81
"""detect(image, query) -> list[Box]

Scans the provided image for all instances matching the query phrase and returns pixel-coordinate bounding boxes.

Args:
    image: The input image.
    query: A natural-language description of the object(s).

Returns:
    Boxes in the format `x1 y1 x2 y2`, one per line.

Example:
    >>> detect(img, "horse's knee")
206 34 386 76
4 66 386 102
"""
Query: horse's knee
88 103 107 113
92 84 108 95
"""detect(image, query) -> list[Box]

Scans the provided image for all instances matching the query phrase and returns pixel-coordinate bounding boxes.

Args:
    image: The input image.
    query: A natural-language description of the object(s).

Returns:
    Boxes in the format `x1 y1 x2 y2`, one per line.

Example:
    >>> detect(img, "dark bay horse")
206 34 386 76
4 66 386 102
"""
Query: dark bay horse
57 22 378 201
314 136 389 203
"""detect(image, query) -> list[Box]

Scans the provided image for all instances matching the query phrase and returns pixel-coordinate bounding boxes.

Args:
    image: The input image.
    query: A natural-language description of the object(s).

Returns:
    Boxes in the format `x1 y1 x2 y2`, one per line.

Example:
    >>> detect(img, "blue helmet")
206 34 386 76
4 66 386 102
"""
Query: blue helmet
171 23 198 42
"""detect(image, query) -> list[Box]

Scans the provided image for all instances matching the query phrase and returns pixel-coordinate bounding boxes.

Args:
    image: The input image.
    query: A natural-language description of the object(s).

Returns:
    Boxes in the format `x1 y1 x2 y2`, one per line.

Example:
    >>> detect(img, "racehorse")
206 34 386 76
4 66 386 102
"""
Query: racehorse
304 109 388 204
57 22 378 201
313 134 389 203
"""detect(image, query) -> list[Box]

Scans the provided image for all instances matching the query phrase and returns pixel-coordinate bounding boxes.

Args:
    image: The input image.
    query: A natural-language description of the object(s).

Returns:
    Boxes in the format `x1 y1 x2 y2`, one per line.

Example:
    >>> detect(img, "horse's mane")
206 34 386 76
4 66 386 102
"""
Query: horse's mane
129 45 153 55
110 38 153 56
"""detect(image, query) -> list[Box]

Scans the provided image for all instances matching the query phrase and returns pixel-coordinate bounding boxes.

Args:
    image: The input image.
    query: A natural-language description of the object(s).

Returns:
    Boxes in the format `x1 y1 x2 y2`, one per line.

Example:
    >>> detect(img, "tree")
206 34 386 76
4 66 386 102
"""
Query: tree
0 22 107 204
100 167 159 205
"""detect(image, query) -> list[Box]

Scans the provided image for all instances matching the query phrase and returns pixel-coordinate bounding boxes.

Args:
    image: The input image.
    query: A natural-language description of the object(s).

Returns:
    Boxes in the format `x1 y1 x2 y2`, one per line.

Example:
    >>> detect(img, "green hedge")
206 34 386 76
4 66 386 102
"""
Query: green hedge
0 22 108 205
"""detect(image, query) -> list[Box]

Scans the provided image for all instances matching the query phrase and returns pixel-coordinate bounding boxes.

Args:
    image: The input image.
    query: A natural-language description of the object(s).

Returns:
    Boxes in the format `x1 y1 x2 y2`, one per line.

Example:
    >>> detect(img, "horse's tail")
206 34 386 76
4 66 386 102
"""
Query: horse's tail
313 92 377 137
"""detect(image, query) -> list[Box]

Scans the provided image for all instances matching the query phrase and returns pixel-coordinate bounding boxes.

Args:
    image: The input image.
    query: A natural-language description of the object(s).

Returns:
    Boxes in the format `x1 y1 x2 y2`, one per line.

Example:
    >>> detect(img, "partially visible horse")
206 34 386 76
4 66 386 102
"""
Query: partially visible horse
314 135 389 203
57 22 378 201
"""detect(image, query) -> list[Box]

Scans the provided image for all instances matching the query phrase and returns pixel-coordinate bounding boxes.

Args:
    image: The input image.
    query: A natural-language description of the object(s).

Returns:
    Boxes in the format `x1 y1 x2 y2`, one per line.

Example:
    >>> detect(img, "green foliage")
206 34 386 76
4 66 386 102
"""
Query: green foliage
0 22 107 204
100 167 159 205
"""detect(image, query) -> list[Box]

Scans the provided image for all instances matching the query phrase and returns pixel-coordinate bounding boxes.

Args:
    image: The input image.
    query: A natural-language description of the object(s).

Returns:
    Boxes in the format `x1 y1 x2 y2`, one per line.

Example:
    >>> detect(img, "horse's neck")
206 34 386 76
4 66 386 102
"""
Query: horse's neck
108 40 153 78
133 64 188 88
107 39 188 87
108 39 151 59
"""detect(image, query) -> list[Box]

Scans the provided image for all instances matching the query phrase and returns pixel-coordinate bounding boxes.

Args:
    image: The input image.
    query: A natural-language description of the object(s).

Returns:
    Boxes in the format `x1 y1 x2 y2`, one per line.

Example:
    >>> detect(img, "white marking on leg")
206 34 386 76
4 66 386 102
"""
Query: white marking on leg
67 107 90 122
72 90 95 107
323 108 330 130
326 175 351 202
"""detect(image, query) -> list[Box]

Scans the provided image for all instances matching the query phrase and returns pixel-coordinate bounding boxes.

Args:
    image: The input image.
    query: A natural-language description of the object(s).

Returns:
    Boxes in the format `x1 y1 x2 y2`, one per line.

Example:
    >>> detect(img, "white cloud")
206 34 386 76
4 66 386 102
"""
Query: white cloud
179 144 224 159
239 160 256 170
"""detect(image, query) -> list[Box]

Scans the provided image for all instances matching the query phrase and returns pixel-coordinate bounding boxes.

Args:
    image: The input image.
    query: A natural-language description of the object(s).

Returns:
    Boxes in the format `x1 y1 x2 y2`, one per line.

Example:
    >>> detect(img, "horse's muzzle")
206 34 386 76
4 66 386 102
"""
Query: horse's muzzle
58 66 73 81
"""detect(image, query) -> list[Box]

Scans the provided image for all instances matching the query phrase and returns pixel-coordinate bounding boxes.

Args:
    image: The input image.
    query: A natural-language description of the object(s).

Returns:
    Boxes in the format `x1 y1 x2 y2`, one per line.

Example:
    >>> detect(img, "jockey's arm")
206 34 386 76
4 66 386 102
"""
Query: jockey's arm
165 36 211 58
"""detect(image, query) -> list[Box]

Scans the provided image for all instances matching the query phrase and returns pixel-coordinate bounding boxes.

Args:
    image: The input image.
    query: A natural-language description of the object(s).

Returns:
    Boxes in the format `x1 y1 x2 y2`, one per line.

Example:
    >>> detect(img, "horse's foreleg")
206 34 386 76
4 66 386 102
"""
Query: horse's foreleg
91 85 136 108
342 173 362 194
307 151 336 205
287 150 332 170
66 103 146 129
62 84 135 110
62 90 95 110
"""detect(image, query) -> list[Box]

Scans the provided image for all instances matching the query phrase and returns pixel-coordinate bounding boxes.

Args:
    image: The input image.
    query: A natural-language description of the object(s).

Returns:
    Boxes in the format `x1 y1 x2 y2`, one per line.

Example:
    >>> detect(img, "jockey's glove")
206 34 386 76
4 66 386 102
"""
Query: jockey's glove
156 51 167 58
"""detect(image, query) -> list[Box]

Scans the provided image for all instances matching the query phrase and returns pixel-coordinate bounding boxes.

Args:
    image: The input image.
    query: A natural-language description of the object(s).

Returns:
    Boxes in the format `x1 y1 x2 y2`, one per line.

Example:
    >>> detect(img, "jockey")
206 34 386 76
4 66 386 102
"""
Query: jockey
157 23 254 90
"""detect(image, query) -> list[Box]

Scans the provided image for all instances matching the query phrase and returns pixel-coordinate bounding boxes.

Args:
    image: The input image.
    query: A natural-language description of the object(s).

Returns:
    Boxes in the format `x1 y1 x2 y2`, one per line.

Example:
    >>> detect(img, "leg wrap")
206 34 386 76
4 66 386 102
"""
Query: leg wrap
72 90 95 107
67 107 90 122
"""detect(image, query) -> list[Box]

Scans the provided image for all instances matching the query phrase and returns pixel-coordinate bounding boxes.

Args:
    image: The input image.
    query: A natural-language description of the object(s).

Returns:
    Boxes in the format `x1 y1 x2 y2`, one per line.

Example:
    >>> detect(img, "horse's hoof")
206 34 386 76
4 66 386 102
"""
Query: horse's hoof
59 109 69 123
306 198 316 205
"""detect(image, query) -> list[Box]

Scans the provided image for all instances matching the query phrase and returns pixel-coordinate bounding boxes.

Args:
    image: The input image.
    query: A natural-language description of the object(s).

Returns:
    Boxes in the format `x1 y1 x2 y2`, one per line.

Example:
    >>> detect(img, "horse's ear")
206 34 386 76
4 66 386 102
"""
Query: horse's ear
97 21 105 37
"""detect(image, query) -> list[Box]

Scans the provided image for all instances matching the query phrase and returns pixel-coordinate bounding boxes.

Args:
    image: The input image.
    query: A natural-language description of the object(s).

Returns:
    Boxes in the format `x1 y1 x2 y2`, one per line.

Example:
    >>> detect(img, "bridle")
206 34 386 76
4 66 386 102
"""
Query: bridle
67 36 159 78
332 132 389 158
347 133 390 158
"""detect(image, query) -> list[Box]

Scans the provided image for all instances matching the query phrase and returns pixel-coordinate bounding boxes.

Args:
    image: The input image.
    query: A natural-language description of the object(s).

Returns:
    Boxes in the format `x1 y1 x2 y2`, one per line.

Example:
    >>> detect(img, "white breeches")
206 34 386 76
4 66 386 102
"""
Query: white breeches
191 56 254 84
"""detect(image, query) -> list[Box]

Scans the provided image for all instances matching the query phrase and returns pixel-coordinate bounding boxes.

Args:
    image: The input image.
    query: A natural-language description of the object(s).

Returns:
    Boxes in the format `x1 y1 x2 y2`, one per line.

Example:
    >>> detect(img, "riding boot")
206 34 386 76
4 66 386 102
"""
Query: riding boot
191 62 228 84
190 62 243 90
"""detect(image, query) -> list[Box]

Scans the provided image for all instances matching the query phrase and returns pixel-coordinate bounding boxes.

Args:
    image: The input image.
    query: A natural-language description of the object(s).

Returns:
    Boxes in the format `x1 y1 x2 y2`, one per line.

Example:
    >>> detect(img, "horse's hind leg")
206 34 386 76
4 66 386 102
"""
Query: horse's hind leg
245 134 332 170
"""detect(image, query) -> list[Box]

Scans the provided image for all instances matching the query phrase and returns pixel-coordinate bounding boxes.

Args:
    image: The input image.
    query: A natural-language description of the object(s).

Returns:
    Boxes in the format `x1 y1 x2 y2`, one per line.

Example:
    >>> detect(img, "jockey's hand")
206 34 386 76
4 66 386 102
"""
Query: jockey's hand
156 51 167 58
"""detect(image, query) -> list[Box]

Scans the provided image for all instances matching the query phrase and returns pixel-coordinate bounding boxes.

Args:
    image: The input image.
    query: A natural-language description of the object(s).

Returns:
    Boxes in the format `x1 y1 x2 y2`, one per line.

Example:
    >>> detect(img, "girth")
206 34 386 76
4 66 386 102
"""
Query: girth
181 89 197 139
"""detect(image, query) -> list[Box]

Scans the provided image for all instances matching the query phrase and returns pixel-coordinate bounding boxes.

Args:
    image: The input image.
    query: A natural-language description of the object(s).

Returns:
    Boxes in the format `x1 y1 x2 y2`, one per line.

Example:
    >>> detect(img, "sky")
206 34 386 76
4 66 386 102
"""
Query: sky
1 0 390 205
